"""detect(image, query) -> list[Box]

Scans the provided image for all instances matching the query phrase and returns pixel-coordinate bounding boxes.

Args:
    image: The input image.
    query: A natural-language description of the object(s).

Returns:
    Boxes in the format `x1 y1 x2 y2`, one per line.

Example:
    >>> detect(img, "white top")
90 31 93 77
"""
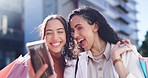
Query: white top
64 43 144 78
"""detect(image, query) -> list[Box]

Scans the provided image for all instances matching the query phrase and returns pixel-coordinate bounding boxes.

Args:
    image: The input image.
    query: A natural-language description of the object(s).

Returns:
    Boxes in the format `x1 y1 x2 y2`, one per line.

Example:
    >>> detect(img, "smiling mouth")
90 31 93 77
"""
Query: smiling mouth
51 42 61 47
77 39 85 46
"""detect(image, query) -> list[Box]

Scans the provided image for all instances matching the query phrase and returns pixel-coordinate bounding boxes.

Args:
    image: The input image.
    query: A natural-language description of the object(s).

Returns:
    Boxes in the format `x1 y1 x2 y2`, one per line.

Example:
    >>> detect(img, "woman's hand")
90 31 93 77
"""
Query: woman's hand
111 39 132 61
28 59 57 78
28 52 56 78
111 39 132 78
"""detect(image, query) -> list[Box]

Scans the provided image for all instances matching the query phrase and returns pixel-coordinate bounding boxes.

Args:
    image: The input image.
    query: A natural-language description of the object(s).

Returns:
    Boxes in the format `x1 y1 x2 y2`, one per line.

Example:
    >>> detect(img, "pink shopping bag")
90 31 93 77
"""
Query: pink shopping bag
0 54 29 78
0 57 22 78
7 63 27 78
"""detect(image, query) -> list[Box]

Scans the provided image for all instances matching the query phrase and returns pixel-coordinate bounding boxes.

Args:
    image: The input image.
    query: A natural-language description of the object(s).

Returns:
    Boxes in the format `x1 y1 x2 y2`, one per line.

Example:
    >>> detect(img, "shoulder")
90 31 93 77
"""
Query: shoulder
111 43 141 56
64 59 76 78
65 52 87 67
121 44 141 65
78 52 88 60
79 52 87 57
65 59 77 68
123 44 141 57
111 43 141 61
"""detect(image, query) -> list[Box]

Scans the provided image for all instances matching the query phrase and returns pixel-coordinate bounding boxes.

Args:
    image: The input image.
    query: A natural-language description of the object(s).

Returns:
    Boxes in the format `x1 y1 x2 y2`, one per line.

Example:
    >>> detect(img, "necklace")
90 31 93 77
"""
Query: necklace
93 54 104 60
92 50 104 57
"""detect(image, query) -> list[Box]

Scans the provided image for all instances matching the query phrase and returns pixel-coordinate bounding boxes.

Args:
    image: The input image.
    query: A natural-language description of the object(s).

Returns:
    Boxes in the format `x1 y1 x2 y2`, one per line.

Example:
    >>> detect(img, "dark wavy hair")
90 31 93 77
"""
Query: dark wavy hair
68 6 122 44
38 14 74 67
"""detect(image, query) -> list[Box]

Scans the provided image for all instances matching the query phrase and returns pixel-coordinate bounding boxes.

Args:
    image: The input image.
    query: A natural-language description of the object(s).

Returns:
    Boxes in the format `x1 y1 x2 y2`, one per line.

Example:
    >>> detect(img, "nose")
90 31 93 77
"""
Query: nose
52 33 59 40
74 31 79 40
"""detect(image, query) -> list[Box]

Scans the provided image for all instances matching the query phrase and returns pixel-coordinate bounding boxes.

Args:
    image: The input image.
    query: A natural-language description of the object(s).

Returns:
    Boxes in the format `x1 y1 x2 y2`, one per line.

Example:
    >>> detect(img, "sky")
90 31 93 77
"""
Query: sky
136 0 148 46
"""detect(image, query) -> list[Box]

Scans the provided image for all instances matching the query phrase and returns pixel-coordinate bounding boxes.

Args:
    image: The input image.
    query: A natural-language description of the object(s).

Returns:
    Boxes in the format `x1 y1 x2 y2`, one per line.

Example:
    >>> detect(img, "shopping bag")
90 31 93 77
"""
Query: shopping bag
7 62 27 78
0 53 29 78
146 58 148 74
0 55 22 78
139 56 148 78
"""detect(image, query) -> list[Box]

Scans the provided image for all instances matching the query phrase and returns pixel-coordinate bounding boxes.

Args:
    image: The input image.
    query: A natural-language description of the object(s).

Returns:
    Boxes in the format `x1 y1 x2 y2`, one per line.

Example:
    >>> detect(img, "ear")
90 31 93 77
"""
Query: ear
93 23 99 32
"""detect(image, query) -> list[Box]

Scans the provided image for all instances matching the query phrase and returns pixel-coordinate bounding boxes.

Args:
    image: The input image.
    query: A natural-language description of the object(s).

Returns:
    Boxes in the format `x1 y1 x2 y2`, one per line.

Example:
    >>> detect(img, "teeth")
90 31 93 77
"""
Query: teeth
78 39 84 43
52 42 60 46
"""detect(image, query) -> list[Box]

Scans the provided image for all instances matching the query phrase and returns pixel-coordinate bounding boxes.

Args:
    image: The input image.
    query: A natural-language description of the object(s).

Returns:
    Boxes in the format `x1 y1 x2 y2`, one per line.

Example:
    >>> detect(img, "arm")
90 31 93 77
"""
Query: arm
122 45 144 78
111 40 144 78
111 41 130 78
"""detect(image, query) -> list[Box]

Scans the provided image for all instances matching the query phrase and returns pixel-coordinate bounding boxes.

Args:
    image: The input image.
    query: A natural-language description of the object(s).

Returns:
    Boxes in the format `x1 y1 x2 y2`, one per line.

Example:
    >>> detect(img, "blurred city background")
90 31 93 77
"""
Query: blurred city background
0 0 148 69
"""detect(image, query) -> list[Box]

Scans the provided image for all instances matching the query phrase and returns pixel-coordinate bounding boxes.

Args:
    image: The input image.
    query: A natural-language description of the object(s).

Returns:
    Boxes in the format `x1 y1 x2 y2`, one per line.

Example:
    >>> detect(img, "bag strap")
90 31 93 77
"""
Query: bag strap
75 58 79 78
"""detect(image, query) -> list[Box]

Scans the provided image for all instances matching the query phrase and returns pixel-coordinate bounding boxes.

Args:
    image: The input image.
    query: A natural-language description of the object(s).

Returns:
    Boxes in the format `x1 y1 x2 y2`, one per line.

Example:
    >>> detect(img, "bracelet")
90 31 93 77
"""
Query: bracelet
113 58 123 66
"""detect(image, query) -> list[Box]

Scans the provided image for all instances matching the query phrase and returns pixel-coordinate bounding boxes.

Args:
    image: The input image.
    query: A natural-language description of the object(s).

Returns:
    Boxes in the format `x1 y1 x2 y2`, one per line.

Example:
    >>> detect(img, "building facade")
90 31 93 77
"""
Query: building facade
0 0 24 69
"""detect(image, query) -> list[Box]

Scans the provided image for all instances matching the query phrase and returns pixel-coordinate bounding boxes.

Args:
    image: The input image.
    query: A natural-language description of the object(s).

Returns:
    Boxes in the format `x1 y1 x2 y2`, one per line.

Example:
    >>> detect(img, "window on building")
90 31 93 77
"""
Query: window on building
1 15 8 35
0 15 2 30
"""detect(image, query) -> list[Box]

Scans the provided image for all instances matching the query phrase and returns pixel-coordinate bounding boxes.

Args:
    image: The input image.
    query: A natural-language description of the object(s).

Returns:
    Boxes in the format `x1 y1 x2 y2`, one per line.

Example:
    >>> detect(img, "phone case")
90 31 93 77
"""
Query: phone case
26 40 53 78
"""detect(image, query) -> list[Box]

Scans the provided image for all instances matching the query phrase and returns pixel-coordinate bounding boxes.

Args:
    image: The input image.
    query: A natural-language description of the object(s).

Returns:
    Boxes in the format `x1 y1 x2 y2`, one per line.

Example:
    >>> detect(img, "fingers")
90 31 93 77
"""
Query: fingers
111 41 132 60
28 59 54 78
113 41 121 50
28 59 48 78
35 64 48 78
121 39 131 45
47 52 54 67
117 45 132 54
120 39 132 50
28 59 35 78
115 41 132 53
48 72 57 78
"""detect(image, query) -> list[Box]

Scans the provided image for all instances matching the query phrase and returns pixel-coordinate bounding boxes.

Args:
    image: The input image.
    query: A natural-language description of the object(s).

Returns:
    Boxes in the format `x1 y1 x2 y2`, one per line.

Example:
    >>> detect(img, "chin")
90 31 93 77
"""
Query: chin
83 47 90 51
53 50 61 53
50 48 61 53
83 48 88 51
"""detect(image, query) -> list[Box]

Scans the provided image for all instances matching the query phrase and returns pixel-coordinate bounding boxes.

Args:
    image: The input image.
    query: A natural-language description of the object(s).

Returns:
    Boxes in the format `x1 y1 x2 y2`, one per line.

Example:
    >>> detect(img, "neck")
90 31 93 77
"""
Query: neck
90 35 107 57
50 51 61 59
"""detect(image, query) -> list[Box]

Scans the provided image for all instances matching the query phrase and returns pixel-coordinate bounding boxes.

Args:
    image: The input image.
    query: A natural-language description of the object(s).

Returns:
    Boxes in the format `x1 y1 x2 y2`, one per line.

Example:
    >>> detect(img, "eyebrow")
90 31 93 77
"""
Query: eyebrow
57 28 65 30
45 29 52 32
46 28 65 31
75 24 81 28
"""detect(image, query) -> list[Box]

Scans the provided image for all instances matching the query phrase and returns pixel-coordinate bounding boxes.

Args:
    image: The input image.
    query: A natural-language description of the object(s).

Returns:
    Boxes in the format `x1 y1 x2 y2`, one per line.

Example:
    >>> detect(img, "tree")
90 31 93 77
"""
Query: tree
140 31 148 57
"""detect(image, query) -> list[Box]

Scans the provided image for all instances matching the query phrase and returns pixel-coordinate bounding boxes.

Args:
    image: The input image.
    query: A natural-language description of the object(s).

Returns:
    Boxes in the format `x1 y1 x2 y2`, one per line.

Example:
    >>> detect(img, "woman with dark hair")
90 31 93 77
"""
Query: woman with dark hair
64 6 144 78
28 14 75 78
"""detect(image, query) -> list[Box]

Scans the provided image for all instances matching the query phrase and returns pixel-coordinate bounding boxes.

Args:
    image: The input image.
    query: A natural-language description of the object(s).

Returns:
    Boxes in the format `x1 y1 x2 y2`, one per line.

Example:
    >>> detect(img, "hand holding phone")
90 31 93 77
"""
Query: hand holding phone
26 40 54 78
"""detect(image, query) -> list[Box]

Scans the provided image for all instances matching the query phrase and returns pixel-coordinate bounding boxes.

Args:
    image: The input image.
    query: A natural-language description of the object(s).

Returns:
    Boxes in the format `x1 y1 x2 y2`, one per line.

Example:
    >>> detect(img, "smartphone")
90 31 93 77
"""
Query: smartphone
26 40 53 78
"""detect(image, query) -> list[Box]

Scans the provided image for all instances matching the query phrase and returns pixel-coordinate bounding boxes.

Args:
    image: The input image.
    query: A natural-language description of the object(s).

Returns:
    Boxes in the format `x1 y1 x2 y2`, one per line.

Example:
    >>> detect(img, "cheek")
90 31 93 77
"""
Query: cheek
45 36 52 42
63 35 66 43
79 31 86 37
85 32 93 42
89 34 95 44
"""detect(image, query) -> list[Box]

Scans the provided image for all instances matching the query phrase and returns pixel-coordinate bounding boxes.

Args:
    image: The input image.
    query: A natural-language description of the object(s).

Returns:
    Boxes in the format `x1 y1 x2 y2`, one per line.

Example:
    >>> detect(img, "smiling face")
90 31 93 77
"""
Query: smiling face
44 19 66 53
70 15 97 51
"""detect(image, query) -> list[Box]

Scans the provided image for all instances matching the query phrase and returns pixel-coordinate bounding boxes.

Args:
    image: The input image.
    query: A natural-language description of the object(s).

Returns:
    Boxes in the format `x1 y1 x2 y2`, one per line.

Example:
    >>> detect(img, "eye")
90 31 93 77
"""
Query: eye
46 31 53 36
58 30 64 34
77 26 82 31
